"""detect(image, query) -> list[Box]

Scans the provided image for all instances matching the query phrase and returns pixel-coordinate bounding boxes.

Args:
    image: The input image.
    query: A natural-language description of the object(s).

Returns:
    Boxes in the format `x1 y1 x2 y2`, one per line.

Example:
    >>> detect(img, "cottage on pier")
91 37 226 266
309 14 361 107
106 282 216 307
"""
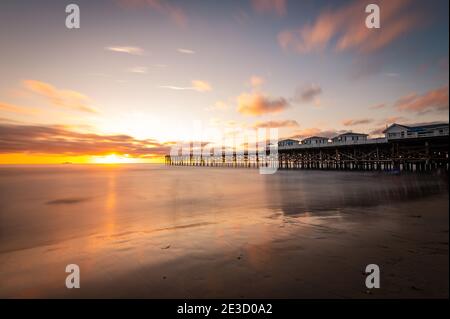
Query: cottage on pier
383 123 449 140
331 132 368 144
278 139 299 147
301 136 329 145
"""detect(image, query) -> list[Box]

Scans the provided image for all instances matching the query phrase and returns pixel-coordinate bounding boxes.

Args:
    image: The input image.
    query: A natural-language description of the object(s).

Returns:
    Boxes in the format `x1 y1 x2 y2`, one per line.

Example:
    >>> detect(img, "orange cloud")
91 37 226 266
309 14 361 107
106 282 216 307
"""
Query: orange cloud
394 85 449 113
342 118 373 126
290 127 343 139
0 123 170 157
159 80 212 92
237 92 289 116
192 80 212 92
278 0 422 54
23 80 97 113
251 0 286 17
0 102 39 115
252 120 299 128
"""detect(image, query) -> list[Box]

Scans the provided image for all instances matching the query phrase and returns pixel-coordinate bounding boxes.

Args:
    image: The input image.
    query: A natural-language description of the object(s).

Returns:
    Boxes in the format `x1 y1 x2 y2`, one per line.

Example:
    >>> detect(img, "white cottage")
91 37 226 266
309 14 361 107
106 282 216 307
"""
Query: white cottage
301 136 329 145
331 132 368 144
278 139 299 147
383 123 449 140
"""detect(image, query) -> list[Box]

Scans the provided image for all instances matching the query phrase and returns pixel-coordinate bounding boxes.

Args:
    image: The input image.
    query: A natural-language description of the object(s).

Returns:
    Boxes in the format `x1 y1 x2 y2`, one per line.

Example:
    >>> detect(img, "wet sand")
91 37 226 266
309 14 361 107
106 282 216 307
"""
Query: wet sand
0 165 448 298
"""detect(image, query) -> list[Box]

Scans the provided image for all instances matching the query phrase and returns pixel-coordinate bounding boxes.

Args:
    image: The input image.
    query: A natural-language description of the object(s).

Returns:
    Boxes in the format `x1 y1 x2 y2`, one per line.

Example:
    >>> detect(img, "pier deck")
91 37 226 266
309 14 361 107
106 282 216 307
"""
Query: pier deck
165 135 449 172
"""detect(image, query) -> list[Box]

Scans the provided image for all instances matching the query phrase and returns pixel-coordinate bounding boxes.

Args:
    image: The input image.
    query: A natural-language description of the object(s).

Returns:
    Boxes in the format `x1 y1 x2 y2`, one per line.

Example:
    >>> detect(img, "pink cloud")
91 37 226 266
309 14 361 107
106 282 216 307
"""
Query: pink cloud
342 118 374 126
377 116 407 125
394 85 449 113
278 0 423 54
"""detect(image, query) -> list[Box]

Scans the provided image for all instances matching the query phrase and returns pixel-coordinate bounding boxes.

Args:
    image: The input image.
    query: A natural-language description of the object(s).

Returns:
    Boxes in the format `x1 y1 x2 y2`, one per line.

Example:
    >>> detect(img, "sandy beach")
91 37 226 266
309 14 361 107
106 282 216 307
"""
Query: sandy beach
0 165 448 298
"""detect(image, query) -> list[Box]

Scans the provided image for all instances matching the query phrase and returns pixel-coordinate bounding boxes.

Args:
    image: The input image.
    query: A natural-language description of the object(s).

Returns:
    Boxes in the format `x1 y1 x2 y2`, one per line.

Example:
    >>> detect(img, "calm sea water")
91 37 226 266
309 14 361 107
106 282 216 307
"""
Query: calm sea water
0 165 448 298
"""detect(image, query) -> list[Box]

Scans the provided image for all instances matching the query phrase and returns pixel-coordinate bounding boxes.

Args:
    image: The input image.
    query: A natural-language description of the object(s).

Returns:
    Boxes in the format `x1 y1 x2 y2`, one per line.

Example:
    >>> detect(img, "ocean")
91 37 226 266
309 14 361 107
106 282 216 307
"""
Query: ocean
0 164 448 298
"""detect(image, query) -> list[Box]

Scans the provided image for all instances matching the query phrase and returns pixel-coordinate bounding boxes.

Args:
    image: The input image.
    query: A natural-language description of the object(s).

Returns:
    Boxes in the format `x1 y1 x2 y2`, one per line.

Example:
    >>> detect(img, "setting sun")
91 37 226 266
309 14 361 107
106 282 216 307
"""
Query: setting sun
92 154 137 164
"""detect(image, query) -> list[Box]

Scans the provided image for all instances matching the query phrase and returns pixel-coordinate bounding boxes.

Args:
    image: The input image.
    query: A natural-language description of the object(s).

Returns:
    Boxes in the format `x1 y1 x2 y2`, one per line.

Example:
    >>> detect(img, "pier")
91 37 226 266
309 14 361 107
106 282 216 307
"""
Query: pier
165 123 449 172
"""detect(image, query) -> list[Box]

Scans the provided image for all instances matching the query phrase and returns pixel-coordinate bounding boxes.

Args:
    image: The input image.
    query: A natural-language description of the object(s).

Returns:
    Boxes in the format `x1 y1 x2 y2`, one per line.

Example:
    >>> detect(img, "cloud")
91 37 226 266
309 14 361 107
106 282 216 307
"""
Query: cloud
369 126 386 136
394 85 449 113
119 0 187 27
251 0 286 17
0 102 39 115
252 120 299 128
278 0 422 54
249 75 265 88
342 118 374 126
377 116 407 125
290 127 343 139
294 84 322 104
237 92 289 116
105 46 144 55
0 123 171 157
159 80 212 92
177 48 195 54
128 66 148 74
192 80 212 92
23 80 98 113
159 85 191 90
369 103 386 110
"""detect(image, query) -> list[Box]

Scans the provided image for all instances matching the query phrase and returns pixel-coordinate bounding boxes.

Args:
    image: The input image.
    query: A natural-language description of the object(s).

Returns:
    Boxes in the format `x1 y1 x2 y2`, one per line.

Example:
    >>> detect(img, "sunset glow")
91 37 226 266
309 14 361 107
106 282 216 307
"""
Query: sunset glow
0 0 448 304
0 0 448 164
92 154 145 164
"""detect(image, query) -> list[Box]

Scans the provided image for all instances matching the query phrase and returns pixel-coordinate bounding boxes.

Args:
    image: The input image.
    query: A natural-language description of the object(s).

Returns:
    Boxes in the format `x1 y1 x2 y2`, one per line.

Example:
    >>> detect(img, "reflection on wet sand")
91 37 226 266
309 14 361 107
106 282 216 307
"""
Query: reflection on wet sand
265 170 448 216
0 165 448 298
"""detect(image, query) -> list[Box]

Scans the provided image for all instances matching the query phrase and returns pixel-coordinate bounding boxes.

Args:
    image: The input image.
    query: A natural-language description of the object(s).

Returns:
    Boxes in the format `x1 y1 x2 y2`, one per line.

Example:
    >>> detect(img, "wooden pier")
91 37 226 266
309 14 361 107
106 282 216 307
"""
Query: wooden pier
165 135 449 172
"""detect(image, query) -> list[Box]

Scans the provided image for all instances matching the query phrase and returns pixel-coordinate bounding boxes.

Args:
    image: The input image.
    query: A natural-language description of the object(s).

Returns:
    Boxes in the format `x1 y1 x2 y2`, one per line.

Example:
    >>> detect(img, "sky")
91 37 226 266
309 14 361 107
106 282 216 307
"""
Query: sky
0 0 448 163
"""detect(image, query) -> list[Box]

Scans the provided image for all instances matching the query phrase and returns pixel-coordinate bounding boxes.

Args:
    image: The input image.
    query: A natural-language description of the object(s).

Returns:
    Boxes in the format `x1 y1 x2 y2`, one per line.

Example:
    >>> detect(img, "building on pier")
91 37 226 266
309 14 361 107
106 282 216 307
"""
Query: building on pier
301 136 329 145
331 132 368 144
278 139 299 147
383 123 449 140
